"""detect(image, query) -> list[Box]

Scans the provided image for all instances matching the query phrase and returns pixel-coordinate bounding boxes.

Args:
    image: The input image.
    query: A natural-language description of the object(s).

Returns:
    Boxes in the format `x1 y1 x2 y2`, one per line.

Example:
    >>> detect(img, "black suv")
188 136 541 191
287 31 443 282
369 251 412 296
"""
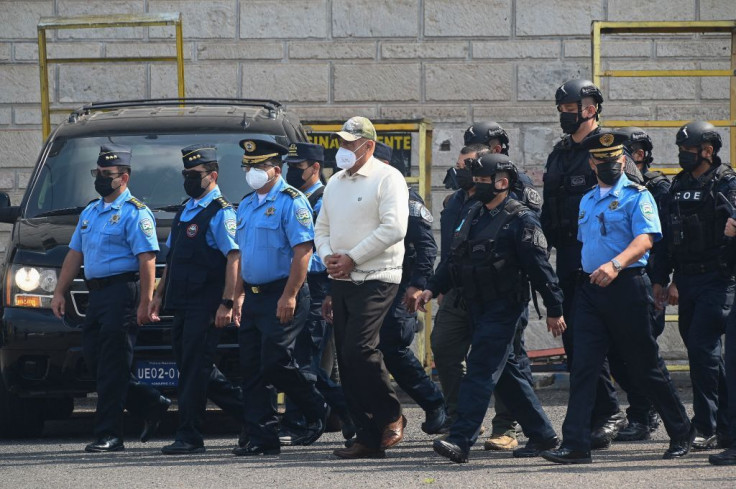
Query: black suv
0 99 308 437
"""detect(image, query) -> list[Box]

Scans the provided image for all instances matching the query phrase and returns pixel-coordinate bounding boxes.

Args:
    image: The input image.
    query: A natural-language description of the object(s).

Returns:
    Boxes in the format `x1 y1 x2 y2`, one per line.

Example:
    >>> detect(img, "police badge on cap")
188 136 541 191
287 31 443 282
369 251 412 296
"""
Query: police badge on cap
97 144 132 167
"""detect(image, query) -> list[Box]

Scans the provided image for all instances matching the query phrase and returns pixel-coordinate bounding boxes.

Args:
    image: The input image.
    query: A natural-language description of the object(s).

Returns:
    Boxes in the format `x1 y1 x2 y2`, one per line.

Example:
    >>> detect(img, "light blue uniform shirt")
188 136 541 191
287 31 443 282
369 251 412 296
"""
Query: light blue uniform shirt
304 181 326 274
578 174 662 274
70 188 160 279
165 186 238 257
236 177 314 284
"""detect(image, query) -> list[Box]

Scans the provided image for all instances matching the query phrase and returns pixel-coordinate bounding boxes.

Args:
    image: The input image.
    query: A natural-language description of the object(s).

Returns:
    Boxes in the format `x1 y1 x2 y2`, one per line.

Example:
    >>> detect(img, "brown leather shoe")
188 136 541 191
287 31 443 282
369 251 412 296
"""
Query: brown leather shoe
381 415 407 449
333 442 386 459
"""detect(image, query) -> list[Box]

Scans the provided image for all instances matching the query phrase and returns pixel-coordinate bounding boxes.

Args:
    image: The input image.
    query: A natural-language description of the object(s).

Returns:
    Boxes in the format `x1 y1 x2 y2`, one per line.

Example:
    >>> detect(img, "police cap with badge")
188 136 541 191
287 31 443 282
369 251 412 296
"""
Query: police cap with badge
581 130 628 161
240 138 289 165
97 143 132 167
181 144 218 168
285 142 324 165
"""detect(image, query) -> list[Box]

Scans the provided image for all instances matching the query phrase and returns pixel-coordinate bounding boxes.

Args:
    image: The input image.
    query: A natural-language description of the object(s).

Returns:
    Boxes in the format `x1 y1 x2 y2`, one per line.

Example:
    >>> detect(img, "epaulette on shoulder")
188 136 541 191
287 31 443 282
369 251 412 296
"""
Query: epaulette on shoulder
214 196 232 209
627 182 647 192
282 186 300 199
126 196 147 209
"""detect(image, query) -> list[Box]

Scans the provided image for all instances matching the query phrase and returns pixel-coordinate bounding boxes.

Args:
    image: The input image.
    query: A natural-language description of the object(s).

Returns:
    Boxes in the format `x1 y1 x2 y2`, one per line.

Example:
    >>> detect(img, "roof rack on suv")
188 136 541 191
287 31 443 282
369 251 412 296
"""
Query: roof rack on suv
69 98 284 122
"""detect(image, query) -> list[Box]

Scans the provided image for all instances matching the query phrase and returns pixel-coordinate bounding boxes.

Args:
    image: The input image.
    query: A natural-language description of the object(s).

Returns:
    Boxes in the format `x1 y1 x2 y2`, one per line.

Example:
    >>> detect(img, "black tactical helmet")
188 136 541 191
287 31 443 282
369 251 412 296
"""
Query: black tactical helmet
470 153 518 186
464 121 510 154
620 126 654 165
675 120 722 155
555 79 604 111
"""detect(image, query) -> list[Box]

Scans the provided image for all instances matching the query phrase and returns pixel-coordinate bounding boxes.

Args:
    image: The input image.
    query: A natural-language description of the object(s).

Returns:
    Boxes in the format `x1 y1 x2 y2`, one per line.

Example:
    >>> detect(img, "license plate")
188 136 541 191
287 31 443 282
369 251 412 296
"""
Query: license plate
135 360 179 387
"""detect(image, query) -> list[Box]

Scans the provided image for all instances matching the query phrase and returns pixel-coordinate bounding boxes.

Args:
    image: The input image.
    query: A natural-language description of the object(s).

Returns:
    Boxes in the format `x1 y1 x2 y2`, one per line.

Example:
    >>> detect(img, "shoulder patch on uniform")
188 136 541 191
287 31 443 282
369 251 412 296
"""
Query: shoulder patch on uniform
282 186 300 199
640 201 655 220
295 206 312 227
523 187 542 209
409 200 433 223
225 218 236 238
127 196 147 209
522 226 548 251
214 196 232 209
627 182 646 192
139 217 154 237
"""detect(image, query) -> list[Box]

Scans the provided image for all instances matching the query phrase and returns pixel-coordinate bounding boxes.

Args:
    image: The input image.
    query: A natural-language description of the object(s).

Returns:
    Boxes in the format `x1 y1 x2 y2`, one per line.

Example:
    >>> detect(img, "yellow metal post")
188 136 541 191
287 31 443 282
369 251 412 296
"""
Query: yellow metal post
592 21 602 88
37 27 50 140
175 19 186 99
731 28 735 170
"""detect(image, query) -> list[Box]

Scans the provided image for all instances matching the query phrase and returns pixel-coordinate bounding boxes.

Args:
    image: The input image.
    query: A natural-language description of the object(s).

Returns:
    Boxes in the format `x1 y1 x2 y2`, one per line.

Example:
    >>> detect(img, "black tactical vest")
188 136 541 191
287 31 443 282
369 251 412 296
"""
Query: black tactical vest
164 198 230 310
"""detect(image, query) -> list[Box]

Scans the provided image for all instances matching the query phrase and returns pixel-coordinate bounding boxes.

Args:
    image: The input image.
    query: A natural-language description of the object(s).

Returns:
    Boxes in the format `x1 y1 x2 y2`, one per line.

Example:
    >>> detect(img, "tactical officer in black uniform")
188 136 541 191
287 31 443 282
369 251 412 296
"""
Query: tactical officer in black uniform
149 145 245 454
652 121 735 450
419 154 566 464
609 127 671 441
541 79 627 448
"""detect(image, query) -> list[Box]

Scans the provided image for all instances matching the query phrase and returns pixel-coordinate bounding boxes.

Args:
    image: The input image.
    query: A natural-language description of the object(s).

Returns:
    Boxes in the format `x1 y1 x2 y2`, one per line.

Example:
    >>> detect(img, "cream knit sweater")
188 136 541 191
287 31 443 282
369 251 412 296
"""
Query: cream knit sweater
314 156 408 284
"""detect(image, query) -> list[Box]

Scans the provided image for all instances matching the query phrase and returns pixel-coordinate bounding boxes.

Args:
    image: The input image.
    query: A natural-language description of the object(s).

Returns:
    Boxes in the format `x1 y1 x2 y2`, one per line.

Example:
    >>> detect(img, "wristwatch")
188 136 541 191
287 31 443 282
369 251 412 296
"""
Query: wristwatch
610 259 622 273
221 298 234 309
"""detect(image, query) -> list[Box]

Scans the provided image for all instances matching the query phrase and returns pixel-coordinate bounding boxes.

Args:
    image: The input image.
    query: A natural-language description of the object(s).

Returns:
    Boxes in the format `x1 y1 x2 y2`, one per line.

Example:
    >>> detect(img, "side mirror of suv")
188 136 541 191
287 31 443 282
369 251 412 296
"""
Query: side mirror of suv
0 192 20 223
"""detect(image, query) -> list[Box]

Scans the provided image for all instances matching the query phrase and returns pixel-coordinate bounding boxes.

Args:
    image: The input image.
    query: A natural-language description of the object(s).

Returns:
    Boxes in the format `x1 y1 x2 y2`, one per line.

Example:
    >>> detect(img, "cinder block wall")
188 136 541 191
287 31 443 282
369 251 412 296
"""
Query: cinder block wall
0 0 734 355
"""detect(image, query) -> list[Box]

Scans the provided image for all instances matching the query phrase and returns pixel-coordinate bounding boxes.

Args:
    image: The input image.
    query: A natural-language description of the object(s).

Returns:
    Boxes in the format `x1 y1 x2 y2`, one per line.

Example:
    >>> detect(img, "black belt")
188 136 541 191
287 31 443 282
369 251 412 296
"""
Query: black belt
579 266 645 283
85 272 139 291
243 278 288 295
678 260 722 275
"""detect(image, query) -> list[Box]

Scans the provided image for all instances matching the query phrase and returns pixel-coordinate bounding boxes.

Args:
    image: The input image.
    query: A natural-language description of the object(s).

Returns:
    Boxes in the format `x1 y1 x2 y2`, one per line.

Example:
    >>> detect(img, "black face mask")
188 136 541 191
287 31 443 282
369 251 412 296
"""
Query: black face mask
559 110 592 135
455 168 474 190
286 166 307 189
183 174 206 199
474 182 503 204
678 150 702 172
594 161 623 186
94 175 117 198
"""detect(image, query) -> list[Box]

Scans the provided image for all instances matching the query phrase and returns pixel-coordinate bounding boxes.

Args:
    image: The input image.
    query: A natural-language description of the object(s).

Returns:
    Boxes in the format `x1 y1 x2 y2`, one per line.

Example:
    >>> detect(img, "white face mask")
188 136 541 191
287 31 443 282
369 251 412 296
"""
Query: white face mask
246 167 272 190
336 141 369 170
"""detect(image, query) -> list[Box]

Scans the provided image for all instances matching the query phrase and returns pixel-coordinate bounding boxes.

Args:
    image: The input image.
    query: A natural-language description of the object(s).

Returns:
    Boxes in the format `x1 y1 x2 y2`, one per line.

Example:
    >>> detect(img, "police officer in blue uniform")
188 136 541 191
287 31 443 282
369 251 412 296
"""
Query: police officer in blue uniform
280 142 353 445
541 80 628 448
232 138 327 456
419 153 566 464
651 121 735 451
51 144 170 452
610 128 671 441
541 131 692 464
148 144 244 454
371 142 447 434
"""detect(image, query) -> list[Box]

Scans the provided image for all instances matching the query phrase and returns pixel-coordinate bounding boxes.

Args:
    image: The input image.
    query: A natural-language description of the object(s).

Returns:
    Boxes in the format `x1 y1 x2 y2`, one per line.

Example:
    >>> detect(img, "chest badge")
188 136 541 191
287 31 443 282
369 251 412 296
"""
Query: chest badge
265 207 275 216
109 214 120 224
578 211 585 221
186 223 199 238
81 219 89 230
608 200 619 211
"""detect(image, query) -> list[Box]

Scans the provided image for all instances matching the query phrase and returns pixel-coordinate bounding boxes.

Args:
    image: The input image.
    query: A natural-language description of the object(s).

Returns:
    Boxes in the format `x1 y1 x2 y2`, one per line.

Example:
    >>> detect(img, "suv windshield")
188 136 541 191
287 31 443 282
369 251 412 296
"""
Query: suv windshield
24 133 279 218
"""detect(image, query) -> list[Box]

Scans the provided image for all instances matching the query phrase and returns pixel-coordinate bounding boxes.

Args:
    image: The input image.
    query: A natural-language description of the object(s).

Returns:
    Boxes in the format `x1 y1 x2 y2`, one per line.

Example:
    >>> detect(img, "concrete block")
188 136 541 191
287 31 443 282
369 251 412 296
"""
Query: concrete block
425 0 510 37
289 42 375 60
0 1 53 39
606 61 698 101
608 0 695 21
380 105 469 123
241 1 328 39
243 63 329 103
473 104 558 124
334 63 420 102
517 62 590 101
58 65 146 103
431 127 467 163
521 126 560 169
425 63 512 101
516 0 602 36
152 63 238 98
0 108 11 125
149 1 237 39
56 1 146 40
655 104 730 122
14 42 101 62
333 0 418 38
381 42 468 59
701 61 731 100
600 104 653 120
656 38 730 58
198 42 282 60
18 170 33 189
13 106 42 125
474 40 560 59
0 170 15 190
0 65 45 104
292 105 378 122
0 130 43 169
0 43 10 61
564 40 652 59
700 0 736 20
105 42 193 59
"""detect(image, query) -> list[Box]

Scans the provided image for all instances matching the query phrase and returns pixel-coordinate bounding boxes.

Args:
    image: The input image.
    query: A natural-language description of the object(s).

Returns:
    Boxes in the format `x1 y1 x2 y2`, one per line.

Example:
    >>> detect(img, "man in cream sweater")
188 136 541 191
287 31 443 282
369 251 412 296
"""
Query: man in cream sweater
315 116 409 459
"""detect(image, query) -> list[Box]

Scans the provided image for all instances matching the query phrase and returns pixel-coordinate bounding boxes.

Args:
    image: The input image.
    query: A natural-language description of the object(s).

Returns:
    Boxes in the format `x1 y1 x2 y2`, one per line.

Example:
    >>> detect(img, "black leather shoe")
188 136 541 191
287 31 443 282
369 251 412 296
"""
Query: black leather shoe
161 440 205 455
541 447 592 464
513 436 559 458
663 426 696 459
615 421 651 441
709 447 736 466
85 436 124 453
421 405 448 435
433 438 469 463
591 411 627 449
140 395 171 443
232 442 280 456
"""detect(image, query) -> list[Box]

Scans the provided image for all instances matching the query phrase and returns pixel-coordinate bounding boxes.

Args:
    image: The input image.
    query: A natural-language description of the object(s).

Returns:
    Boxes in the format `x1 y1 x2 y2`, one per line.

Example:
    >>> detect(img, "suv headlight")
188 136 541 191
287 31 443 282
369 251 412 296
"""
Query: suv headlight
5 265 59 308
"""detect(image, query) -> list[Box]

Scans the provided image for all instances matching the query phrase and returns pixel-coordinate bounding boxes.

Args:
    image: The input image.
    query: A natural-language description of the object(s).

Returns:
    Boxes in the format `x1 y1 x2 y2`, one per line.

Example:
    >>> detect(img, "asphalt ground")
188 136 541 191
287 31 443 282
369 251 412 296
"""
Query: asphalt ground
1 385 735 489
